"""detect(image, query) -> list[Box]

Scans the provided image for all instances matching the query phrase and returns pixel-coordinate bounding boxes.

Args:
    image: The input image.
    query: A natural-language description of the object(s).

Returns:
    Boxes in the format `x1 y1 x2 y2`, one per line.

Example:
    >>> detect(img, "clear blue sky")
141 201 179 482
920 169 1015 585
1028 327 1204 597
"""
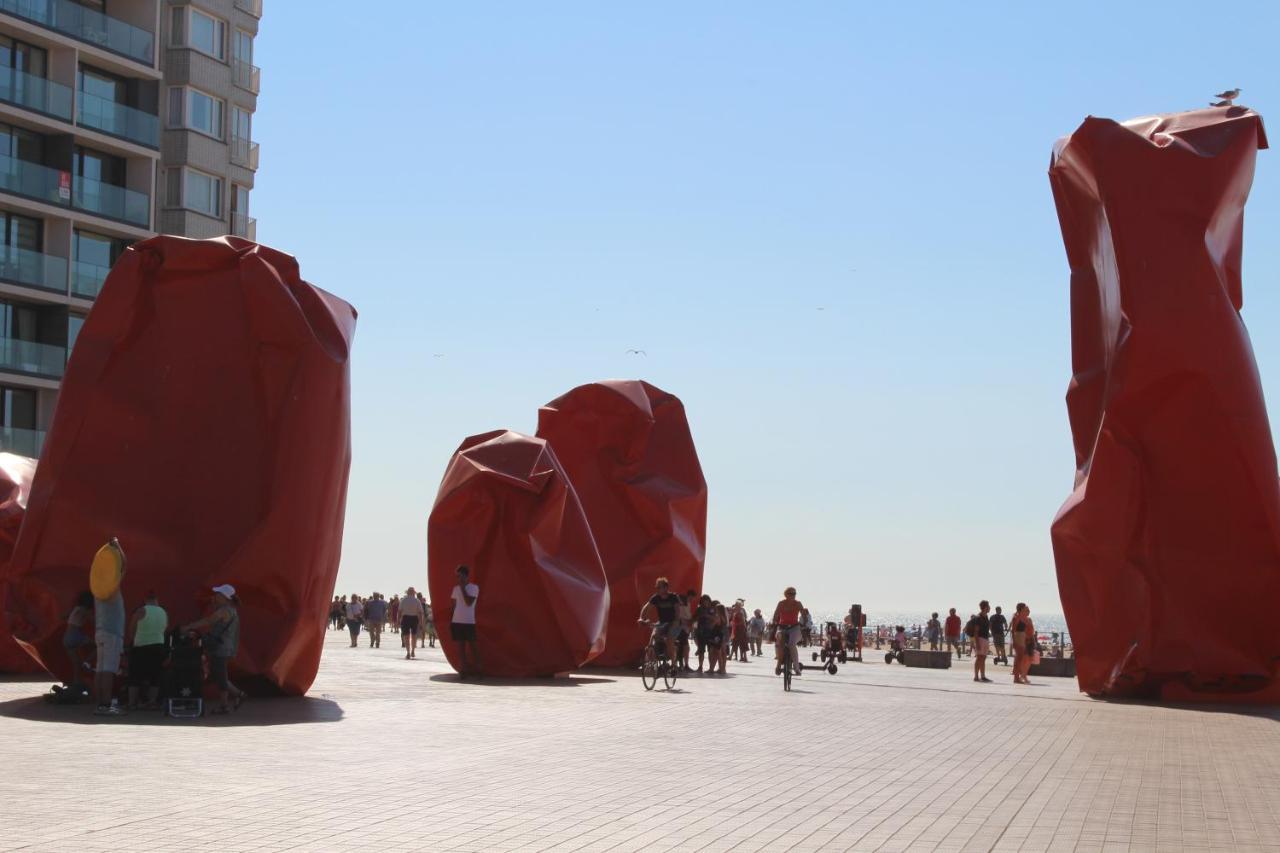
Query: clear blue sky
253 2 1279 616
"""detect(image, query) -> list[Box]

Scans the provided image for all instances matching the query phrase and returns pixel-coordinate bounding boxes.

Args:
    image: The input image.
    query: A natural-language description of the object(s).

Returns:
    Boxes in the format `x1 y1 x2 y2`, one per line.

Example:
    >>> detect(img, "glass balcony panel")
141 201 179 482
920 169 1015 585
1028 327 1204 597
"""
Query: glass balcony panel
229 135 259 170
71 258 109 299
0 0 154 65
231 212 256 240
73 176 149 227
0 336 65 378
0 425 45 458
0 244 68 292
233 59 260 94
77 90 159 148
0 155 68 207
0 65 73 121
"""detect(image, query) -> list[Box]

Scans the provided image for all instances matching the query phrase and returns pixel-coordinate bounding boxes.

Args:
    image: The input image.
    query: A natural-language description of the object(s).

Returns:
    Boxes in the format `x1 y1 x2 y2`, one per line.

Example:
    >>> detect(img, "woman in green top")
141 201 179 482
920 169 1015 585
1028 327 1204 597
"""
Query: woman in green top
126 591 169 710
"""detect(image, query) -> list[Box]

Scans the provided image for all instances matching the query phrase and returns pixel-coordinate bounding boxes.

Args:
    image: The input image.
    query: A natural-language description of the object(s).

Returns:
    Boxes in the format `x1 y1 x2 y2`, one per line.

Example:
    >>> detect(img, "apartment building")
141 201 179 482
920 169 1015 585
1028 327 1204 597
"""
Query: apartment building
0 0 260 459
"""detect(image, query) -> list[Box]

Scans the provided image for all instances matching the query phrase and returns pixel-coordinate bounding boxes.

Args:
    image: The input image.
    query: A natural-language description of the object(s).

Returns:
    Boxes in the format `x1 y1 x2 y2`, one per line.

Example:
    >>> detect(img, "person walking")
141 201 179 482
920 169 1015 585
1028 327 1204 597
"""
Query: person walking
747 609 765 657
925 612 942 651
989 605 1008 665
125 591 168 710
387 594 400 634
944 608 963 659
364 593 387 648
450 565 480 676
398 587 423 658
345 594 364 648
972 600 992 683
181 584 245 714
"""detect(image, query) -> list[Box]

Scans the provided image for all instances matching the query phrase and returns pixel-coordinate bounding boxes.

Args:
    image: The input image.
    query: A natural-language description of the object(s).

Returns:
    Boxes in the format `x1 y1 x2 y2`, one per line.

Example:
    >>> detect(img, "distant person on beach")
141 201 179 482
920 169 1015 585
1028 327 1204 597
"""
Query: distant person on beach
748 609 765 656
364 593 387 649
677 590 695 672
387 594 400 634
972 601 992 683
125 590 168 710
925 613 942 651
710 603 728 674
731 600 749 662
345 594 364 647
1011 602 1034 685
693 594 713 673
398 588 422 658
329 596 343 630
450 565 480 676
424 601 436 647
989 606 1008 665
944 608 962 659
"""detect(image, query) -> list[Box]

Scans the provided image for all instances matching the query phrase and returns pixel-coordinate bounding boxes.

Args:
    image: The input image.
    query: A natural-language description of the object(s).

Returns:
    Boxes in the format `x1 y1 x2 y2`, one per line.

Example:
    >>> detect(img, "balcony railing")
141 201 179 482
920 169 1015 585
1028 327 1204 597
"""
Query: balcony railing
0 425 45 458
0 336 65 378
232 59 260 94
0 65 72 121
0 154 67 207
72 259 110 299
234 0 262 17
73 175 149 227
0 0 154 65
77 89 160 148
0 244 68 293
230 134 259 170
231 212 256 240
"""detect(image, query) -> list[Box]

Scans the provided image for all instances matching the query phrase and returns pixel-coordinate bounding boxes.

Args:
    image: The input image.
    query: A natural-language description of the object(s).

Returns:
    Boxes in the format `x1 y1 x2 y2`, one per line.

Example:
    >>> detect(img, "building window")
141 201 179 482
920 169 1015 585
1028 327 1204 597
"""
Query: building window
0 121 44 163
68 314 84 351
1 211 41 253
0 385 38 431
231 106 250 141
183 168 222 218
74 146 126 187
0 35 48 79
172 7 226 60
167 86 224 139
233 29 252 64
78 65 125 105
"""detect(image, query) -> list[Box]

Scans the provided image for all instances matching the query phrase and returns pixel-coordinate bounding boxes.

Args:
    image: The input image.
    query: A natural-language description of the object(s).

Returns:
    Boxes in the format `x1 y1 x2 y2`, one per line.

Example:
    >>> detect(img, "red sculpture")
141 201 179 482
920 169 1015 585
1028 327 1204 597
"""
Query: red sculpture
537 381 707 667
427 430 608 676
1049 107 1280 700
0 454 41 673
0 237 356 695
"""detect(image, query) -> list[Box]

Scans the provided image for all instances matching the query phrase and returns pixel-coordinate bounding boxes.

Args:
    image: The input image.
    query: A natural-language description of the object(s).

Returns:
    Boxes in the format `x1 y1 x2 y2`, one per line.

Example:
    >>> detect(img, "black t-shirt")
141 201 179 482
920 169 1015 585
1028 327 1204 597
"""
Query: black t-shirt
649 592 679 623
989 613 1007 637
975 613 991 640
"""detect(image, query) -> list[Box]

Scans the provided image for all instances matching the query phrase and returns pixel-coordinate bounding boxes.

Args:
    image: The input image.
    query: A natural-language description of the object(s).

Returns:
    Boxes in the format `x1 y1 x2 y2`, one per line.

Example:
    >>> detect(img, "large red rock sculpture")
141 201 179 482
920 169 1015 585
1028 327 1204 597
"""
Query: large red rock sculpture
0 454 41 674
427 430 608 676
537 381 707 667
0 237 356 695
1049 107 1280 700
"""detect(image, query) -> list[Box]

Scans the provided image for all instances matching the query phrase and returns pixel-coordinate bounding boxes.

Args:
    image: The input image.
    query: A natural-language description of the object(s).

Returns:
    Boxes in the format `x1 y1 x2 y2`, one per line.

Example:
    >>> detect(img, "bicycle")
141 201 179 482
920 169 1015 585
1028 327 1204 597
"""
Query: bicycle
639 621 679 691
775 624 803 692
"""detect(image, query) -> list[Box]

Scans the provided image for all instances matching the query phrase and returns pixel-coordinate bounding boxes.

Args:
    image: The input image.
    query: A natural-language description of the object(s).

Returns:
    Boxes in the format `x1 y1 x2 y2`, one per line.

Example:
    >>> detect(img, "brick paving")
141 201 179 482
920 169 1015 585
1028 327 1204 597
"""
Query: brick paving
1 630 1277 852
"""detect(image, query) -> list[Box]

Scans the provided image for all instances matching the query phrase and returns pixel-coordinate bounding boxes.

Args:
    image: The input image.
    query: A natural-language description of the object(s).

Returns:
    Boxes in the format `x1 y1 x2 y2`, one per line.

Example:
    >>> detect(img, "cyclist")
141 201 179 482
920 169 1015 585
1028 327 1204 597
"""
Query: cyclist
637 577 681 666
772 586 805 676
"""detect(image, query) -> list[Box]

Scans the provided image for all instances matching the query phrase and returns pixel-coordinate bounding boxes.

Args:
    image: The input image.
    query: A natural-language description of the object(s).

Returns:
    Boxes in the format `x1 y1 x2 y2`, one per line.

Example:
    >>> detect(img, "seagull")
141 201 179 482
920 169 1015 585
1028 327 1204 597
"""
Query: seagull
625 348 646 356
1211 100 1232 107
1214 88 1241 103
432 353 446 359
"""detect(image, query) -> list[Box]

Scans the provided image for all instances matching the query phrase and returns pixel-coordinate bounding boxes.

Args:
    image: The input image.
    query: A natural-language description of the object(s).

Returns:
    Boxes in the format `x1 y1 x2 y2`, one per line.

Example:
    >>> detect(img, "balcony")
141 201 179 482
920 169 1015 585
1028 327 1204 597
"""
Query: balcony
71 259 109 299
0 66 72 121
0 154 67 207
0 244 68 293
77 89 160 148
0 424 45 457
0 336 65 378
234 0 263 17
0 0 154 65
231 212 256 240
73 175 149 227
230 134 259 170
232 59 260 94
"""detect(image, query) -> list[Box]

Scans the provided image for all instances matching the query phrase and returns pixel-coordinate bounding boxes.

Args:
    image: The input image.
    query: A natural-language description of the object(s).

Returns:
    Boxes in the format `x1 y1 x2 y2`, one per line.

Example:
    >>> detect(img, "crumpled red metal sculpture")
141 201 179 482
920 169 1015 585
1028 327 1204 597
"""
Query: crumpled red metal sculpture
1049 107 1280 701
0 454 40 673
0 237 356 695
427 430 608 676
537 380 707 667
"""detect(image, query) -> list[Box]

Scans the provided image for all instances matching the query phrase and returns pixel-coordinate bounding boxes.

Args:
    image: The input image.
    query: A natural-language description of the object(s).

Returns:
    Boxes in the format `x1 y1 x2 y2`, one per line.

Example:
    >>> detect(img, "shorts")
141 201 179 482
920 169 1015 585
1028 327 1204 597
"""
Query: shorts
450 622 477 642
775 625 802 648
400 615 420 633
654 622 680 640
946 635 961 644
129 644 167 686
974 637 991 656
992 633 1006 646
95 632 123 675
209 655 232 690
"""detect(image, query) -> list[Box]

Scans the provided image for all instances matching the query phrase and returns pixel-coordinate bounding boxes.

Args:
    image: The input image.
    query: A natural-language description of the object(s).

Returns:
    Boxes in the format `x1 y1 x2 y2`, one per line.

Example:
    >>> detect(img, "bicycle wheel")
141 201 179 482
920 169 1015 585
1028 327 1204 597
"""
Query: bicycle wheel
641 648 657 691
783 647 792 692
663 659 678 691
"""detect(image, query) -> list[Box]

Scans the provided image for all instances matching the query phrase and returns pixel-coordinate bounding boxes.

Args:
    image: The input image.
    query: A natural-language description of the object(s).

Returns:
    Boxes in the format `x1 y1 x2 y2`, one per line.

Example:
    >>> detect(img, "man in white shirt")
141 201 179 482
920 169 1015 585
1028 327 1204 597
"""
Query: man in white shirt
450 565 480 676
398 587 424 659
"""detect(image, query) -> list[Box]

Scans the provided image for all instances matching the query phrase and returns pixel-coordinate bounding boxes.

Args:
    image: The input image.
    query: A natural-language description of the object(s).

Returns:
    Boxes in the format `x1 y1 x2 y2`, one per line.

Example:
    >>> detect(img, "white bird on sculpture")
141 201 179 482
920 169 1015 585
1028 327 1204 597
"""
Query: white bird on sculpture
1213 88 1241 103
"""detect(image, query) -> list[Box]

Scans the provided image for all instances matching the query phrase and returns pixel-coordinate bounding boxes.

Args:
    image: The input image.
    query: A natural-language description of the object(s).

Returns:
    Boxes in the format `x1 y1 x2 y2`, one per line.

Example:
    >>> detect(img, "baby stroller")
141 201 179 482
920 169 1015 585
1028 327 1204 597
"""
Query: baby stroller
811 622 848 673
884 627 907 664
163 630 204 718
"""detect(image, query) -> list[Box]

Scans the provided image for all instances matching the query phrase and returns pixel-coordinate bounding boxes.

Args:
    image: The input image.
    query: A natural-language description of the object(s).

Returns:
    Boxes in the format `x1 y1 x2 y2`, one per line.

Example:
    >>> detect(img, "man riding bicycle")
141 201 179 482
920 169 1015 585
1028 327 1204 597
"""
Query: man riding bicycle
637 577 681 665
772 586 805 676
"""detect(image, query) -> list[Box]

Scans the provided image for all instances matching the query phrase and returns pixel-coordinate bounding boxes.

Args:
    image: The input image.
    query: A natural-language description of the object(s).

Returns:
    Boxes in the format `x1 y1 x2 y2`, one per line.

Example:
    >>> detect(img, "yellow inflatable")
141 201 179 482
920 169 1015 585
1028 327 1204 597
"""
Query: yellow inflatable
89 539 126 601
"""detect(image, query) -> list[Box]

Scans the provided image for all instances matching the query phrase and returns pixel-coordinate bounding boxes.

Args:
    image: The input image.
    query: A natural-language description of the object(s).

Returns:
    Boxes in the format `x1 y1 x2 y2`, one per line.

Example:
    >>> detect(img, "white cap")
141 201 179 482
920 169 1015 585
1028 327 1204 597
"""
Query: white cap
212 584 236 598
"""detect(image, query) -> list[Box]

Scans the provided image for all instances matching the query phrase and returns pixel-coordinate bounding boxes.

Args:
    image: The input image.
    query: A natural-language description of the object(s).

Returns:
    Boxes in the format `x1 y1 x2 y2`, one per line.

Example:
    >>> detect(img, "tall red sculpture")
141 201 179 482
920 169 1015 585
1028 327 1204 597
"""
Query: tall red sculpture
427 430 608 676
537 380 707 667
0 237 356 695
1049 107 1280 700
0 454 41 674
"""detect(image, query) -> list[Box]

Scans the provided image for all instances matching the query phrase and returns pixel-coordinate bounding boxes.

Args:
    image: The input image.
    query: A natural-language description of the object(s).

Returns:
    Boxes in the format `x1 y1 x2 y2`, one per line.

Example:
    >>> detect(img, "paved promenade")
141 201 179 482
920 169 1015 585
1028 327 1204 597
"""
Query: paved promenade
1 630 1277 852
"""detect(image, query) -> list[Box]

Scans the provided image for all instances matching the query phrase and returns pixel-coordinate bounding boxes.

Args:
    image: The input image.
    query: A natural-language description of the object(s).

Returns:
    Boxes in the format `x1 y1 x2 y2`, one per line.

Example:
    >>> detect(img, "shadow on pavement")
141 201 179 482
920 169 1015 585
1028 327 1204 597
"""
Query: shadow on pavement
0 693 344 727
428 673 615 687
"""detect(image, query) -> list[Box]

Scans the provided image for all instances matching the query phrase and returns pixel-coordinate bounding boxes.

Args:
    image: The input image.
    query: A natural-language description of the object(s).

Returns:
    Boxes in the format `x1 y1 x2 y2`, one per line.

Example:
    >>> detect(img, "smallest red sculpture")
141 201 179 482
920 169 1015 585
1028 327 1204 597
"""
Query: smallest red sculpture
0 454 41 673
427 430 609 677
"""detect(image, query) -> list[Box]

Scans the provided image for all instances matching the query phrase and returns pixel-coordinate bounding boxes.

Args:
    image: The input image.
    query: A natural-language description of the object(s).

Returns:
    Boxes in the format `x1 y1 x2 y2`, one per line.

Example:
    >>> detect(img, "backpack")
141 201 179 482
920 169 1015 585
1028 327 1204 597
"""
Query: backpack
964 617 977 638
